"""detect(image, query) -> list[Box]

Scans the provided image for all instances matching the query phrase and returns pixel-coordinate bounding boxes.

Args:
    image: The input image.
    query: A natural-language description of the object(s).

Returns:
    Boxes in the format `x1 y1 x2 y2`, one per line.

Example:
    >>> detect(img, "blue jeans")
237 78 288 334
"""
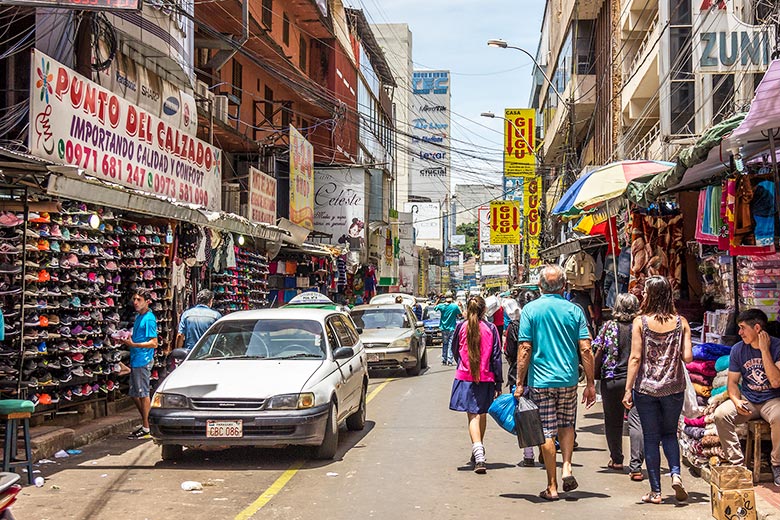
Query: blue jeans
441 329 454 364
633 390 684 492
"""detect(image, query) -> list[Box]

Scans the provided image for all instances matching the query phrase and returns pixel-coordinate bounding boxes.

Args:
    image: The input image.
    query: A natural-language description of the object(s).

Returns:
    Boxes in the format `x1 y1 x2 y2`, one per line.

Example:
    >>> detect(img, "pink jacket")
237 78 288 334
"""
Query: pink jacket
453 320 502 383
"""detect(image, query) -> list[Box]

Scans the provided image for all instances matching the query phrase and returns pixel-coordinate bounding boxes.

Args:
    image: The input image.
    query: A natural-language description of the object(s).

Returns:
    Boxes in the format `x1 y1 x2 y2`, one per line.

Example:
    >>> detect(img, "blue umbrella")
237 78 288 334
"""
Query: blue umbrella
551 170 594 216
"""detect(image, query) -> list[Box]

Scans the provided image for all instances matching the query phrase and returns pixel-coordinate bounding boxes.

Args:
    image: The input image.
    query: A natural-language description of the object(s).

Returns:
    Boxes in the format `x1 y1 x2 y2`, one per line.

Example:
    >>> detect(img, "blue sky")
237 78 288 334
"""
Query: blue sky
350 0 545 188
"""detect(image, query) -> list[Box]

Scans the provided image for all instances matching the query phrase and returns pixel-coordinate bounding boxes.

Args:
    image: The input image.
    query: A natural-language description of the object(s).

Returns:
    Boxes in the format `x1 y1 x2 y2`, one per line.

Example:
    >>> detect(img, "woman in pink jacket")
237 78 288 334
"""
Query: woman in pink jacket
449 295 503 474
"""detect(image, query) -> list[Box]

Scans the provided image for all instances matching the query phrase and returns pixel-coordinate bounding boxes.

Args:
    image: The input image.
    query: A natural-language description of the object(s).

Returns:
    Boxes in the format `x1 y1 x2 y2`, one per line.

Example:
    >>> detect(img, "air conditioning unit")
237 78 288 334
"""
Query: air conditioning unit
214 95 229 124
195 80 209 99
222 183 241 214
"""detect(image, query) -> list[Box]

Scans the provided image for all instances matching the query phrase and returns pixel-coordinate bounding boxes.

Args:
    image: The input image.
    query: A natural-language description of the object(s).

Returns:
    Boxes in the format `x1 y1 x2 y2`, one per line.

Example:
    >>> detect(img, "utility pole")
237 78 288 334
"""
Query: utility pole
75 11 93 77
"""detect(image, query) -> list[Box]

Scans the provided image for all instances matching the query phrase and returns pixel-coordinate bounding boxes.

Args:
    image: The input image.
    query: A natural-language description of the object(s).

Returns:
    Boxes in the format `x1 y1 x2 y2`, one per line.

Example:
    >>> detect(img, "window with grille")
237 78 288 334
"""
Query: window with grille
262 0 272 29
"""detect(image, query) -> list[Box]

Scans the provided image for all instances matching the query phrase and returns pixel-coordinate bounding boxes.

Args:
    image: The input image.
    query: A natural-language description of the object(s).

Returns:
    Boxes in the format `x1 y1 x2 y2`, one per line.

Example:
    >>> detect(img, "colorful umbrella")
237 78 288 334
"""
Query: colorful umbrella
571 160 674 211
551 170 594 216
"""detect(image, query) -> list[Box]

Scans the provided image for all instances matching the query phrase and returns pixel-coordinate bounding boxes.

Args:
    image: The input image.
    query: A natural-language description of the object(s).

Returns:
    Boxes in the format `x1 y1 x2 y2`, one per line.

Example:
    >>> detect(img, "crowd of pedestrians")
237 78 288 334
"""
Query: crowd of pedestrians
445 265 780 503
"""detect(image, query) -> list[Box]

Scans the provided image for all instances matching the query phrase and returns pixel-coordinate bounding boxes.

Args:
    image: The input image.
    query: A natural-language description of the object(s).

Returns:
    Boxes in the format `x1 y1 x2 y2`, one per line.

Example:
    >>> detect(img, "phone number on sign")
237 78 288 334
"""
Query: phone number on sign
58 139 210 207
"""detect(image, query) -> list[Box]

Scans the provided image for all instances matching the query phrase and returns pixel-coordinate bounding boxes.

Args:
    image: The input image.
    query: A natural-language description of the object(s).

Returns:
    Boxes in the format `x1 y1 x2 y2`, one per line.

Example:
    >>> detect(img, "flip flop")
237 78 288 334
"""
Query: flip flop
607 460 624 471
630 471 644 482
562 475 579 492
539 489 560 501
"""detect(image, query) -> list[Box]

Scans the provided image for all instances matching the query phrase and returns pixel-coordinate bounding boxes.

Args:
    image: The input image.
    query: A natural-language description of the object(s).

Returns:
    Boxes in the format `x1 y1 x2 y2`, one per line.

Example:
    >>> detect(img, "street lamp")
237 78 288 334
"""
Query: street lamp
486 39 566 106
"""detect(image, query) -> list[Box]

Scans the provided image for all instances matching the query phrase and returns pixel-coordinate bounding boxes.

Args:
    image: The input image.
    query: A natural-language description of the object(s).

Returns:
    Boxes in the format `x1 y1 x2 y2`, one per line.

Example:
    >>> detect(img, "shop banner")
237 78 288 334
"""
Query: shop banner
489 200 521 245
289 125 314 230
504 108 536 178
29 49 221 210
478 206 491 248
314 168 365 251
248 166 277 225
523 176 542 268
404 202 440 240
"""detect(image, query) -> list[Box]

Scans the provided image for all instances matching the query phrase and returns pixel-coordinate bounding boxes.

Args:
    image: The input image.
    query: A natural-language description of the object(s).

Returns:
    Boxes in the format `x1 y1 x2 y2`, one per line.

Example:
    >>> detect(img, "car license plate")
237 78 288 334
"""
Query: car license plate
206 420 243 438
367 353 381 362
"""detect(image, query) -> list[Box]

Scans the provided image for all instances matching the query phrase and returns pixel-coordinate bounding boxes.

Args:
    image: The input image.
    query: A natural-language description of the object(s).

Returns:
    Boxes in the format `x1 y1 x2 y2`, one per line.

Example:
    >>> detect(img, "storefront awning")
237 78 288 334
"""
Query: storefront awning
46 173 289 243
539 235 606 261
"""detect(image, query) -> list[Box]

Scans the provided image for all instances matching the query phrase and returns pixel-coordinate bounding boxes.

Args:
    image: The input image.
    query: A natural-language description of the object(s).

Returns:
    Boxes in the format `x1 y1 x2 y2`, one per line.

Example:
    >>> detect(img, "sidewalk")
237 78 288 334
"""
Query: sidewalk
28 409 139 462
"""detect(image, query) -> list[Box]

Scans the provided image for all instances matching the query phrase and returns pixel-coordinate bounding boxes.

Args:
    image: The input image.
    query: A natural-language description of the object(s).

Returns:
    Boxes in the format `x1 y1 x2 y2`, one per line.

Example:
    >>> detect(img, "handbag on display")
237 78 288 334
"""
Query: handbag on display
514 396 545 448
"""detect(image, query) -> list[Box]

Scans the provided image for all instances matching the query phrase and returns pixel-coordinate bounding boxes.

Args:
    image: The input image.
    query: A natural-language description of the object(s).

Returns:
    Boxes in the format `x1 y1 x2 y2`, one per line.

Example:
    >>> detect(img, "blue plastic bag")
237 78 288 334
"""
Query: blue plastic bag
488 392 518 435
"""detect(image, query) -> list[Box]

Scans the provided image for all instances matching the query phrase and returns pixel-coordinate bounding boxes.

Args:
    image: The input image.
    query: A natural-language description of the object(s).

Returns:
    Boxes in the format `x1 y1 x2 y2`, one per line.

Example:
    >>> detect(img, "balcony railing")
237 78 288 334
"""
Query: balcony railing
628 15 660 79
625 121 660 160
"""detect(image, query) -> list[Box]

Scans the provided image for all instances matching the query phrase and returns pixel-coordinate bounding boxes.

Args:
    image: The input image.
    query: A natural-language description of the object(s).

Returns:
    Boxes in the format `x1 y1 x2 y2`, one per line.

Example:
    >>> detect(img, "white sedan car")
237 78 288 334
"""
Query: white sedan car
149 308 368 461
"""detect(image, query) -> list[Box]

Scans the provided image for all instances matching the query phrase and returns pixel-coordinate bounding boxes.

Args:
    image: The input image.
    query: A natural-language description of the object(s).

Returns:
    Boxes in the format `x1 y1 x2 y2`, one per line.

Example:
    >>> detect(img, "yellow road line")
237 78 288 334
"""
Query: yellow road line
234 379 394 519
234 460 304 520
366 378 395 403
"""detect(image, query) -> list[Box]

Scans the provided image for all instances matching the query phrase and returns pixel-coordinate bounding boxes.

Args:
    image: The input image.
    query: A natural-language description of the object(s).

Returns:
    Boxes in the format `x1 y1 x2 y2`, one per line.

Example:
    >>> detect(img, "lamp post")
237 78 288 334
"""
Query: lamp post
487 38 576 256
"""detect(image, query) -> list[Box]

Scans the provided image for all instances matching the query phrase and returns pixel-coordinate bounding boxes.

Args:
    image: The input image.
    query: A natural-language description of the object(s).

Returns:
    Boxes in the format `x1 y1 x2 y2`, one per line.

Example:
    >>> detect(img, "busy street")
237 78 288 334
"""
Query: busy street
13 353 724 520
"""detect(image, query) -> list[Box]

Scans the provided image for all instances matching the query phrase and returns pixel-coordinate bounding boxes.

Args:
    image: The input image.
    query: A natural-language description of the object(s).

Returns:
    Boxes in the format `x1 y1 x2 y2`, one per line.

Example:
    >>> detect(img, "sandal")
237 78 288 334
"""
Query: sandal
630 471 644 482
642 492 662 504
562 475 578 492
607 460 624 471
539 489 560 501
672 475 688 501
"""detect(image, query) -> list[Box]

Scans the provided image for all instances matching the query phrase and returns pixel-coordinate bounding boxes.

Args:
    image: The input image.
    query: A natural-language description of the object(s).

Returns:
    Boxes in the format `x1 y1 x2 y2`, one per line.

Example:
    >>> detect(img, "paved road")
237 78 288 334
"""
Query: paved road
14 347 736 519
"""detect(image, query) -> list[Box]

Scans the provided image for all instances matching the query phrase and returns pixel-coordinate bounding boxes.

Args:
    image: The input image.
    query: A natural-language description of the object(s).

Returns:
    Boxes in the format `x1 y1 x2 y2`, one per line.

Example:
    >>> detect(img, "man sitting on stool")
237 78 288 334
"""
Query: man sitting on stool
713 309 780 486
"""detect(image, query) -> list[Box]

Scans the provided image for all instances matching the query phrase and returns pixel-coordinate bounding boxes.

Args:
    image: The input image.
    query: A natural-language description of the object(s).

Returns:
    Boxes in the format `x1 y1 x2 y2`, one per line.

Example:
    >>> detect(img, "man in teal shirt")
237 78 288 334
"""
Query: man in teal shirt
122 289 158 439
435 295 462 365
514 265 596 501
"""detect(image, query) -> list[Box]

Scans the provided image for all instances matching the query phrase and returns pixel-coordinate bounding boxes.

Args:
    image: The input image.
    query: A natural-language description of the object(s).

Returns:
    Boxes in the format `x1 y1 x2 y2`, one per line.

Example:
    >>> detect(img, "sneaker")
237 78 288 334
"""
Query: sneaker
128 427 151 440
522 458 536 467
773 465 780 487
474 461 487 474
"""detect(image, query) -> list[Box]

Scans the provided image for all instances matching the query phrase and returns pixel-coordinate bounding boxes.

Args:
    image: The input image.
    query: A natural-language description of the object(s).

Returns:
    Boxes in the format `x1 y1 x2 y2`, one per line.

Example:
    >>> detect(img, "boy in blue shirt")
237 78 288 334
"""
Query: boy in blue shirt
122 289 158 439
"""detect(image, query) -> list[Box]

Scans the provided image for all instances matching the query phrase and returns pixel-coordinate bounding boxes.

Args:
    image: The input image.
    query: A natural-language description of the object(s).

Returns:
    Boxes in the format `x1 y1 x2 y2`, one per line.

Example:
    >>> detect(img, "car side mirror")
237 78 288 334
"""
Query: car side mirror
333 346 354 360
171 348 189 361
356 327 363 334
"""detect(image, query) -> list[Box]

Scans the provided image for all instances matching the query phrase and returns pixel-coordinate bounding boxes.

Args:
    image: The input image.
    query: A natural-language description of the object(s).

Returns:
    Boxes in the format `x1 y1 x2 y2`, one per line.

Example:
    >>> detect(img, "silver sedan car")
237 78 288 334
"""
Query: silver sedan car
350 304 427 376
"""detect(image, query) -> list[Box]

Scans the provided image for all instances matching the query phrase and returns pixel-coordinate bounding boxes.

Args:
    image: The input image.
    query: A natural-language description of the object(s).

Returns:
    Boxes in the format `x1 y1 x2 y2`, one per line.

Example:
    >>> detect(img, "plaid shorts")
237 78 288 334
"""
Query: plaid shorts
530 385 578 439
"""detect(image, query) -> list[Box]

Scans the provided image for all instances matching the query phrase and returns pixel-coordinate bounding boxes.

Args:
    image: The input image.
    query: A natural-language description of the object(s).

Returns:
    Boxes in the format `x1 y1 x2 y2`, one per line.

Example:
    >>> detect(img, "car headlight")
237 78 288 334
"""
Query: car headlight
265 393 315 410
150 393 188 409
388 337 412 349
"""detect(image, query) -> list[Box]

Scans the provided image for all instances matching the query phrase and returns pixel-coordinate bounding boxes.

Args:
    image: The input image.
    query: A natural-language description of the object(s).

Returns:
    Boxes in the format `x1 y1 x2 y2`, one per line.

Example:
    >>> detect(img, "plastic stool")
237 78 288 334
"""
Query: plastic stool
0 400 34 485
745 418 772 484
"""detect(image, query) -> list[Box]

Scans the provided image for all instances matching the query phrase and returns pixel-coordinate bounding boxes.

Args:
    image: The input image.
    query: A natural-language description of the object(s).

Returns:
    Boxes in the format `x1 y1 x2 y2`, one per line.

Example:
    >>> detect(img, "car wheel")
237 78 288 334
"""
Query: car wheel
406 345 422 376
313 402 338 459
346 384 367 431
420 346 428 369
161 444 183 461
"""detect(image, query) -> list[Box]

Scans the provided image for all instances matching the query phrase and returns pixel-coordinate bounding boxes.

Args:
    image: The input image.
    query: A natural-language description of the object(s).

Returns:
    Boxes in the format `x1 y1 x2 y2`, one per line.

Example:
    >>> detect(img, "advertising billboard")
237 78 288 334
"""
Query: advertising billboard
29 50 222 210
504 108 536 177
248 167 277 225
314 168 365 251
404 202 440 240
410 70 450 204
289 125 314 230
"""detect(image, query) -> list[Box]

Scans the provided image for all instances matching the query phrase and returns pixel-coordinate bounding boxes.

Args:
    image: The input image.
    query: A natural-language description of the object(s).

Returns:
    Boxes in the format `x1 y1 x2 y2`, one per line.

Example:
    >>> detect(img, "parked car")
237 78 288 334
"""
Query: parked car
369 293 416 306
423 308 441 345
351 304 427 376
149 308 368 461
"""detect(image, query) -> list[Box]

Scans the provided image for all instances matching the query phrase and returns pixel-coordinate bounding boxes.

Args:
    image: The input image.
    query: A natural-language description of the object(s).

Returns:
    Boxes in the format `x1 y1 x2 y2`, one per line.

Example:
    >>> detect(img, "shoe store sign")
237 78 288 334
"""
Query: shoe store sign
29 49 222 211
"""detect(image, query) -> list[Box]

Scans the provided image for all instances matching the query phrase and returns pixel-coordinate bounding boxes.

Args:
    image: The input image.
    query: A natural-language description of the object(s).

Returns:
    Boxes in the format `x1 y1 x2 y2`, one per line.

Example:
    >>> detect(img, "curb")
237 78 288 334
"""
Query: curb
29 411 139 462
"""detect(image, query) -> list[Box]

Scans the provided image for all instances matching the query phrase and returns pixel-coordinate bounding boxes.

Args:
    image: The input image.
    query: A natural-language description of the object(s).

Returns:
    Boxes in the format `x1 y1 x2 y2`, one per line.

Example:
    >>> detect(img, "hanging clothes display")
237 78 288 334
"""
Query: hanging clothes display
725 175 775 256
629 212 684 298
695 187 721 245
563 251 597 290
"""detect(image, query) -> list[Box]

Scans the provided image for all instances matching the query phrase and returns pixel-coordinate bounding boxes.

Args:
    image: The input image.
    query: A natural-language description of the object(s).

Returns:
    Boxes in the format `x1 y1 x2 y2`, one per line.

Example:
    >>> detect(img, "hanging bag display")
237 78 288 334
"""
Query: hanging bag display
514 396 545 448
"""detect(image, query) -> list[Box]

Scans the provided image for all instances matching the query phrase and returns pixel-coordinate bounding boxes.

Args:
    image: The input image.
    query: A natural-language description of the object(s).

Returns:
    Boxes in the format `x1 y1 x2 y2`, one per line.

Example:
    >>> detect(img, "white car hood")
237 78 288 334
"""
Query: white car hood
156 359 325 398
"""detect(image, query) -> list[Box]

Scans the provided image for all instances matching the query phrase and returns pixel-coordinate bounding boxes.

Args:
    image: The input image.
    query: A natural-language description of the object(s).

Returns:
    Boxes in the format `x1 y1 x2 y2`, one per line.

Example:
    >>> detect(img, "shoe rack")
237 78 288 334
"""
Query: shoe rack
117 220 174 384
213 246 269 314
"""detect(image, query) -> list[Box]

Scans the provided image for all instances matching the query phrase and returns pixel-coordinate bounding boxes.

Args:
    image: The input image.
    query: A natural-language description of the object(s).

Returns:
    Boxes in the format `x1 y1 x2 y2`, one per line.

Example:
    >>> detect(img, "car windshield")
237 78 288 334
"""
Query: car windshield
351 309 409 329
190 319 326 361
426 309 441 321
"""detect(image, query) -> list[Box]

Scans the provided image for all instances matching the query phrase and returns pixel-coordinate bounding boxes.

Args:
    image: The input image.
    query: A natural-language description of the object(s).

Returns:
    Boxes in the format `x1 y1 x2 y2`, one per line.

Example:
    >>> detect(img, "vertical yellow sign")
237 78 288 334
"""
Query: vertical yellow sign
290 125 314 230
504 108 535 178
489 200 521 245
523 176 542 268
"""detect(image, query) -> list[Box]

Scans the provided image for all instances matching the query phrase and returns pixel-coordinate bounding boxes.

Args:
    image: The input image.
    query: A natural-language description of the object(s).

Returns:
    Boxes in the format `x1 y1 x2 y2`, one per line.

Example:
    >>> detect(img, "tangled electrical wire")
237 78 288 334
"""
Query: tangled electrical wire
90 12 117 72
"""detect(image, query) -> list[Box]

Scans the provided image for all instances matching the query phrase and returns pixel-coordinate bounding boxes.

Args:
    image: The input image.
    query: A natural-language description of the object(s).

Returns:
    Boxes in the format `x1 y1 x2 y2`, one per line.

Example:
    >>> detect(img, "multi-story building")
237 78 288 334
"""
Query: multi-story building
528 0 772 246
453 183 503 229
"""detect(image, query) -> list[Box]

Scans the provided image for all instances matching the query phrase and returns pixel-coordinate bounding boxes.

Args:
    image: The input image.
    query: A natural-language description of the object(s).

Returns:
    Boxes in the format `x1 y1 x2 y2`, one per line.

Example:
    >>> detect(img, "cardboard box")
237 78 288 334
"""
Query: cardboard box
710 465 754 490
711 485 757 520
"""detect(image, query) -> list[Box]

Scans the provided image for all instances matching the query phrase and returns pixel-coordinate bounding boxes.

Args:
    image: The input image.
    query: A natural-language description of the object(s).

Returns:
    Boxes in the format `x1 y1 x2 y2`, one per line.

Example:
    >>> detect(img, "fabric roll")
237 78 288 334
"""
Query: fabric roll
714 355 731 373
712 373 728 389
684 416 706 428
686 360 717 377
692 343 732 361
692 382 712 397
689 372 714 386
701 434 721 448
683 426 707 440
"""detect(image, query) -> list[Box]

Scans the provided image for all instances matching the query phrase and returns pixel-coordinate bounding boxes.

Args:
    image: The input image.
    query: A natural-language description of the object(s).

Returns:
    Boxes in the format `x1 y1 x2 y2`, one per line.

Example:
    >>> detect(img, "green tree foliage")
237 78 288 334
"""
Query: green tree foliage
455 222 479 258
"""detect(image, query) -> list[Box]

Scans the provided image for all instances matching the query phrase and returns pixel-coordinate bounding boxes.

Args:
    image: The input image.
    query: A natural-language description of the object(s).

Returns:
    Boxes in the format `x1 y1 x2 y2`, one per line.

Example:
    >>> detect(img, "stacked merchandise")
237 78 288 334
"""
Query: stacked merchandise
18 203 125 408
266 256 332 306
0 211 23 388
698 254 734 308
678 342 732 469
711 354 732 399
213 246 269 314
118 221 173 383
738 255 780 321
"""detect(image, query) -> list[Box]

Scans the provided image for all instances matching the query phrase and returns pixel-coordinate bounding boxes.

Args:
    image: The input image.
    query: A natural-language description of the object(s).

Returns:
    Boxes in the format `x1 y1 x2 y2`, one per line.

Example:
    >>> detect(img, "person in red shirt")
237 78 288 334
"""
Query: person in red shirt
492 305 504 338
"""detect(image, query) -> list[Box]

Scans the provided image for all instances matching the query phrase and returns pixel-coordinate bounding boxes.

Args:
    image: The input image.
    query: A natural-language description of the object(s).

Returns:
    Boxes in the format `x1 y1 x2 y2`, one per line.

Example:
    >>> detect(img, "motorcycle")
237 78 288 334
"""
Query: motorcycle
0 472 21 520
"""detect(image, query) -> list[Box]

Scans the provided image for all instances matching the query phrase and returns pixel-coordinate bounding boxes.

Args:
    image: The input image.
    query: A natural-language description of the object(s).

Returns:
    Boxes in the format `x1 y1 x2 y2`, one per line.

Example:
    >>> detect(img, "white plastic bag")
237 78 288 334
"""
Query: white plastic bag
681 363 702 418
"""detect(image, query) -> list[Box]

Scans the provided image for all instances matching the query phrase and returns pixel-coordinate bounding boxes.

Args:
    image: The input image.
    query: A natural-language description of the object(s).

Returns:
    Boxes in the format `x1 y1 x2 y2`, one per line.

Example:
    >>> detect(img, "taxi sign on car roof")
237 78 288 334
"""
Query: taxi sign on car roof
288 292 336 305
